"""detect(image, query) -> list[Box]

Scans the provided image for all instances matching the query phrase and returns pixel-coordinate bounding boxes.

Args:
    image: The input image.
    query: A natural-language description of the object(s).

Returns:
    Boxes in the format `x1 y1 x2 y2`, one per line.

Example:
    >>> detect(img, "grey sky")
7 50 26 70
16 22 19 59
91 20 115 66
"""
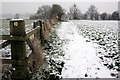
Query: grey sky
2 1 119 15
1 0 120 2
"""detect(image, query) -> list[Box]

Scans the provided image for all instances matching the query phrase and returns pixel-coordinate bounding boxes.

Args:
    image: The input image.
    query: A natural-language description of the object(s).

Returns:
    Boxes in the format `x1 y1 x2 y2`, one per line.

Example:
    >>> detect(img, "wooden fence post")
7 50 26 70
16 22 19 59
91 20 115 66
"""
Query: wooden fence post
10 19 26 60
33 20 42 39
33 22 37 38
10 19 30 79
39 20 43 39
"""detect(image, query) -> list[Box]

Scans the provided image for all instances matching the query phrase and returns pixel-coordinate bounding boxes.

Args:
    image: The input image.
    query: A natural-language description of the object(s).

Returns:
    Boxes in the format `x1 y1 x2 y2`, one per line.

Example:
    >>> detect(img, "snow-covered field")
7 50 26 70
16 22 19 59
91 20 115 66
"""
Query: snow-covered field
73 20 119 75
57 20 119 78
0 20 119 79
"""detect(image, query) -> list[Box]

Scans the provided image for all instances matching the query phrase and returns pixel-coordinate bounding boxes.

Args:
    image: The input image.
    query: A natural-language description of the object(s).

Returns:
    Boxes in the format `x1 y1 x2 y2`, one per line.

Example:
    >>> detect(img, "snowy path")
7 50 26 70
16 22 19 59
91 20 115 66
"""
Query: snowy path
57 21 114 78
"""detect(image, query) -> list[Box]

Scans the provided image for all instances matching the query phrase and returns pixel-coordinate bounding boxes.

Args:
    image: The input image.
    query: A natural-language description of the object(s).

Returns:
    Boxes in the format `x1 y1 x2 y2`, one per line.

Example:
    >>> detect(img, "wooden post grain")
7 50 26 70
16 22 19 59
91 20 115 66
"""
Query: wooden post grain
10 19 26 60
33 21 42 39
10 19 30 79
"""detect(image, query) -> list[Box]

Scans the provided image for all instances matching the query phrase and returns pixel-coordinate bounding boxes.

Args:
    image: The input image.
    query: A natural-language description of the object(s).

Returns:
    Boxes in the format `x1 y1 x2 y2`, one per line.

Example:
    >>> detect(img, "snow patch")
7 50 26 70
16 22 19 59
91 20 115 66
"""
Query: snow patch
57 21 116 78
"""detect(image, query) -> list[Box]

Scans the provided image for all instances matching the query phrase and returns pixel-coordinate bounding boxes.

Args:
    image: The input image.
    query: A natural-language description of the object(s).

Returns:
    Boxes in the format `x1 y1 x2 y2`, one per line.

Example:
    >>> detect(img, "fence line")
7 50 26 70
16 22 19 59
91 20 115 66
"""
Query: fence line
0 18 58 79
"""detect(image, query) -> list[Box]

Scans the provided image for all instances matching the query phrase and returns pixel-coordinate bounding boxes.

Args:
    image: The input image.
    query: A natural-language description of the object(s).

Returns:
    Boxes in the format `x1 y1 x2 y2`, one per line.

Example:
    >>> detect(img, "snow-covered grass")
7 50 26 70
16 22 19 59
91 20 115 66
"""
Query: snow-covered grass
72 20 119 74
0 20 119 79
57 21 119 78
32 22 65 80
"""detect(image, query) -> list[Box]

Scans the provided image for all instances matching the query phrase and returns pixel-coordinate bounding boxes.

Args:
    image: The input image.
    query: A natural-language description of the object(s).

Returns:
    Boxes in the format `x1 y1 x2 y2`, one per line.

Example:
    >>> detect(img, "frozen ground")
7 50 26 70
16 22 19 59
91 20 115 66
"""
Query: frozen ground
57 21 118 78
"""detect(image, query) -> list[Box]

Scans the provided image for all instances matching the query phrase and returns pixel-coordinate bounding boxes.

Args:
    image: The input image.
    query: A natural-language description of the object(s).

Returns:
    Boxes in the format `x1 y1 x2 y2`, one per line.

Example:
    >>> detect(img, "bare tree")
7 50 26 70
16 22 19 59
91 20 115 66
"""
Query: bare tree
82 13 88 20
86 5 99 20
112 11 119 20
30 4 65 20
30 5 51 19
69 4 82 20
50 4 65 20
100 12 108 20
37 5 51 19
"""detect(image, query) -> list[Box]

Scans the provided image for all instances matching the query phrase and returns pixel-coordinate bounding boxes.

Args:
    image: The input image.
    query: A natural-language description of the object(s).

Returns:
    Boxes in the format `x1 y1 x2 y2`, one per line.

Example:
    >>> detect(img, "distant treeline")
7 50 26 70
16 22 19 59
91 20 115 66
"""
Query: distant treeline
30 4 120 20
30 4 65 21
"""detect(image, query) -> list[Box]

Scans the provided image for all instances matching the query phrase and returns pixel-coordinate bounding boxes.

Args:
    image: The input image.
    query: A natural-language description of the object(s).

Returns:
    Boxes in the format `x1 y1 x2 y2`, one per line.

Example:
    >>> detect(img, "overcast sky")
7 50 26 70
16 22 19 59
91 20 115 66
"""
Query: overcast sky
1 0 120 15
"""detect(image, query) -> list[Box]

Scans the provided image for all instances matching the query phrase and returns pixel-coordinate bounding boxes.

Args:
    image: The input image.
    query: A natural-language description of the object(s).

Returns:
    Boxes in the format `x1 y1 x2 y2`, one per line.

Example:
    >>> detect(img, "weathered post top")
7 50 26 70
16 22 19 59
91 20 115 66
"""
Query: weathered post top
39 20 43 27
10 19 26 60
10 19 28 79
10 19 25 36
